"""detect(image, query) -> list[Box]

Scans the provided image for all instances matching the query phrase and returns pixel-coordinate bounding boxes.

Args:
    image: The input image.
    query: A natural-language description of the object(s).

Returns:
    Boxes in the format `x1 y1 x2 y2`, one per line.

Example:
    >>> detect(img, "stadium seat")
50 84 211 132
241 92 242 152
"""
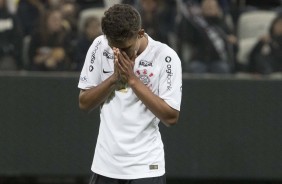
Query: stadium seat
237 37 258 65
237 10 277 64
103 0 122 8
78 0 122 33
237 10 277 40
78 7 106 33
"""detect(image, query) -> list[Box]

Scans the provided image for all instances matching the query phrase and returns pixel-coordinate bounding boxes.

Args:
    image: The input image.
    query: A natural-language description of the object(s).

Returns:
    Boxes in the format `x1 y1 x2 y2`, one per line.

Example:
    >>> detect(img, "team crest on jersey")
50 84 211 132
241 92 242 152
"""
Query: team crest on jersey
103 50 114 59
136 69 153 88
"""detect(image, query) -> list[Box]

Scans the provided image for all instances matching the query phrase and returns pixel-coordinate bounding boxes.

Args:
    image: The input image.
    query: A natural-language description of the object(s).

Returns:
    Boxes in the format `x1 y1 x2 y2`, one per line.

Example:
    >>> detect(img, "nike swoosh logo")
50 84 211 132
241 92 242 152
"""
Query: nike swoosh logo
103 69 113 73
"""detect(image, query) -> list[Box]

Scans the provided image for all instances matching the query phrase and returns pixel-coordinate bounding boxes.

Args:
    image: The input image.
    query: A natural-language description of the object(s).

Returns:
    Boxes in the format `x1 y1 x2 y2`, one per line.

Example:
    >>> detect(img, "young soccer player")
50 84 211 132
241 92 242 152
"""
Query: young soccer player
78 4 182 184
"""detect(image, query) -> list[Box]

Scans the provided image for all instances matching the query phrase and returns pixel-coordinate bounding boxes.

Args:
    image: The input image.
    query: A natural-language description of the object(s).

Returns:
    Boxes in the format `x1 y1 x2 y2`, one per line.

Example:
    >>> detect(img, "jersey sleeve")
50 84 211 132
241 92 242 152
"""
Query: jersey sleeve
78 36 103 89
158 46 182 111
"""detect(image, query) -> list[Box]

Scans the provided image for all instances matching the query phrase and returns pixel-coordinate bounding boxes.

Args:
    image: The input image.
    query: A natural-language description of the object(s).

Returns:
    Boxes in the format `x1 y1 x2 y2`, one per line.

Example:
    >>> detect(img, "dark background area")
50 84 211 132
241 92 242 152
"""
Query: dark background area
0 72 282 184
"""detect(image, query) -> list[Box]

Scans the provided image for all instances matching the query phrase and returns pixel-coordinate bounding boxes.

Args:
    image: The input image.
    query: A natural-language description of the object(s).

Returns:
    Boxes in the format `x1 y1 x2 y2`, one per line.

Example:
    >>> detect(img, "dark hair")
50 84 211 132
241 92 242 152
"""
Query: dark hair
101 4 141 43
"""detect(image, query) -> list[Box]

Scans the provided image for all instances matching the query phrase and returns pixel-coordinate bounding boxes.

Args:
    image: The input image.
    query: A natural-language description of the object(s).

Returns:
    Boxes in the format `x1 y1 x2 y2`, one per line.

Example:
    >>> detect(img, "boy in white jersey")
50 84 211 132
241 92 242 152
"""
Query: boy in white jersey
78 4 182 184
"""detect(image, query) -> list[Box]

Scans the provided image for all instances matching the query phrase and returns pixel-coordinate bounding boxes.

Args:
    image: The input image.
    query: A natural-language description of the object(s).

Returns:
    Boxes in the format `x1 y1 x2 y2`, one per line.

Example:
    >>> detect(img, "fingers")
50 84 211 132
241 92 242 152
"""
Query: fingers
120 50 130 61
119 51 134 66
117 56 126 74
112 48 126 81
112 48 135 82
113 48 125 68
112 47 122 81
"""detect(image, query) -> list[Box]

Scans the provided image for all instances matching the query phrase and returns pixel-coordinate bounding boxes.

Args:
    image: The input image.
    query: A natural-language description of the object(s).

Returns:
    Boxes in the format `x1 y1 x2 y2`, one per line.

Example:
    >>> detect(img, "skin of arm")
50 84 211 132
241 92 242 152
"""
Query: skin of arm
79 75 116 111
78 52 120 111
117 49 179 127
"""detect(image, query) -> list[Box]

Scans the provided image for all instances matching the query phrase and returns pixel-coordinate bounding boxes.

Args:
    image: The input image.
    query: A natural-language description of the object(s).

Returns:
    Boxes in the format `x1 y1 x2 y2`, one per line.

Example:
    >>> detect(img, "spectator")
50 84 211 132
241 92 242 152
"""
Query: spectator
16 0 45 37
176 0 236 73
28 8 72 71
136 0 176 45
0 0 23 70
74 16 102 71
75 0 104 10
45 0 65 9
248 14 282 74
121 0 136 5
244 0 281 10
60 1 79 40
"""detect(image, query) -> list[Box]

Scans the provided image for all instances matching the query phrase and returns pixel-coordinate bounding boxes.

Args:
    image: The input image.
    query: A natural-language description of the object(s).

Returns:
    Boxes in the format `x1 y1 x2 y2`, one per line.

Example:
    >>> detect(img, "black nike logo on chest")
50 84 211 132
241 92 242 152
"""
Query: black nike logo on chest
103 69 113 73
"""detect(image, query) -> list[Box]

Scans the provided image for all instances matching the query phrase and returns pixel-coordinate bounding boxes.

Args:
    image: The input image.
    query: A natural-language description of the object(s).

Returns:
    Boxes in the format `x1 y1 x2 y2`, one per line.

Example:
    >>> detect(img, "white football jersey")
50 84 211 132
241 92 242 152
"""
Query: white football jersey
78 35 182 179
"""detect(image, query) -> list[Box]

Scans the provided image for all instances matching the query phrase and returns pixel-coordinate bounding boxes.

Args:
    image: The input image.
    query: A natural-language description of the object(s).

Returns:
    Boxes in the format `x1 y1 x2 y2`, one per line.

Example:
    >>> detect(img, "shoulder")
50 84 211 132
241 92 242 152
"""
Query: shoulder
89 35 106 49
87 35 109 57
83 35 106 64
150 39 181 65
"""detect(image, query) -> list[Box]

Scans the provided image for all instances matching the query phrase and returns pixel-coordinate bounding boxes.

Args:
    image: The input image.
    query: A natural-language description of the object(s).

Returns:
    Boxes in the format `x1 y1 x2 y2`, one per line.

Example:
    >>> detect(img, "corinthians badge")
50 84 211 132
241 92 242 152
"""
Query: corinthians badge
136 69 154 87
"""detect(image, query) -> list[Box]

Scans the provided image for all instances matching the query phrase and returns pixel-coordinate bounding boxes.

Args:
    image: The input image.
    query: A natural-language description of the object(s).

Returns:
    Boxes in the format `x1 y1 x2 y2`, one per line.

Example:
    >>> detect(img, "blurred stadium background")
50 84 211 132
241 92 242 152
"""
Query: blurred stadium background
1 0 282 184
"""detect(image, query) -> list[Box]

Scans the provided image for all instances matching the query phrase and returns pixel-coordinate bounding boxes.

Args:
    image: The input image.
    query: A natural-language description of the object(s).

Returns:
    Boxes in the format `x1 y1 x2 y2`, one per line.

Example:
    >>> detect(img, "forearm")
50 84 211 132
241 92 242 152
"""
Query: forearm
129 76 179 126
79 75 117 111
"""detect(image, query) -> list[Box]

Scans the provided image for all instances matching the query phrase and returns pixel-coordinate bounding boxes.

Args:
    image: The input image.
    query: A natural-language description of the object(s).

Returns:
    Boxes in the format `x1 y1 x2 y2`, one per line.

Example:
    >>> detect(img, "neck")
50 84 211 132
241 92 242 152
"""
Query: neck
137 34 148 56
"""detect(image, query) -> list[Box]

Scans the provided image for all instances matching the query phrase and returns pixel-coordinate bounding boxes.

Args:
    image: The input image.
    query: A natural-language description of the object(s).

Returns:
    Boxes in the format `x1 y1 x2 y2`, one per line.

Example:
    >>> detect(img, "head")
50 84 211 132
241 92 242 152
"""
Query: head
45 9 64 33
140 0 158 13
47 0 64 8
201 0 222 18
0 0 6 9
60 1 78 18
269 14 282 45
270 15 282 37
101 4 144 58
84 16 102 40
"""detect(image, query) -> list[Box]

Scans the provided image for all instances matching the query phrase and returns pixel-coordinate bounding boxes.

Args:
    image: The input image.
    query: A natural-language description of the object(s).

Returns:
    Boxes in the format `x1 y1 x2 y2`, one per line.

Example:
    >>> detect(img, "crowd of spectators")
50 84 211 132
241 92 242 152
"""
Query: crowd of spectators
0 0 282 74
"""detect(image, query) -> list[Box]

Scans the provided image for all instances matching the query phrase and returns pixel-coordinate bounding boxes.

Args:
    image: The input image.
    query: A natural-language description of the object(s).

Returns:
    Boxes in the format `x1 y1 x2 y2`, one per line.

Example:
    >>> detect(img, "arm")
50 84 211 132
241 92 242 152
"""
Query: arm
117 50 180 126
79 48 120 111
129 75 179 127
79 74 118 111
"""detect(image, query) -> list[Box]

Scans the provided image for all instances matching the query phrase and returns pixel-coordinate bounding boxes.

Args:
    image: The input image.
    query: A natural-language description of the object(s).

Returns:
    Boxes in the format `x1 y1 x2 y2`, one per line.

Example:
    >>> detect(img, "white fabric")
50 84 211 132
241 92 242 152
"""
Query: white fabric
78 35 182 179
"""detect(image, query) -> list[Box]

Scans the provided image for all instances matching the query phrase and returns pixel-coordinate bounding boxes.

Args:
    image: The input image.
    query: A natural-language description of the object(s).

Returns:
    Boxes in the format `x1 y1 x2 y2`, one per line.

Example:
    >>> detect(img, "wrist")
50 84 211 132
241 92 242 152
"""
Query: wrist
128 75 138 87
109 74 119 85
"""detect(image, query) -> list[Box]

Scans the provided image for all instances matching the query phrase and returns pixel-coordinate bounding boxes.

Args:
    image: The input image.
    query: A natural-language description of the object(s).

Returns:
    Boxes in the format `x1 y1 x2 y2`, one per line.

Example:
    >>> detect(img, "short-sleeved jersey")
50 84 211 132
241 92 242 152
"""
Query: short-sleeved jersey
78 35 182 179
